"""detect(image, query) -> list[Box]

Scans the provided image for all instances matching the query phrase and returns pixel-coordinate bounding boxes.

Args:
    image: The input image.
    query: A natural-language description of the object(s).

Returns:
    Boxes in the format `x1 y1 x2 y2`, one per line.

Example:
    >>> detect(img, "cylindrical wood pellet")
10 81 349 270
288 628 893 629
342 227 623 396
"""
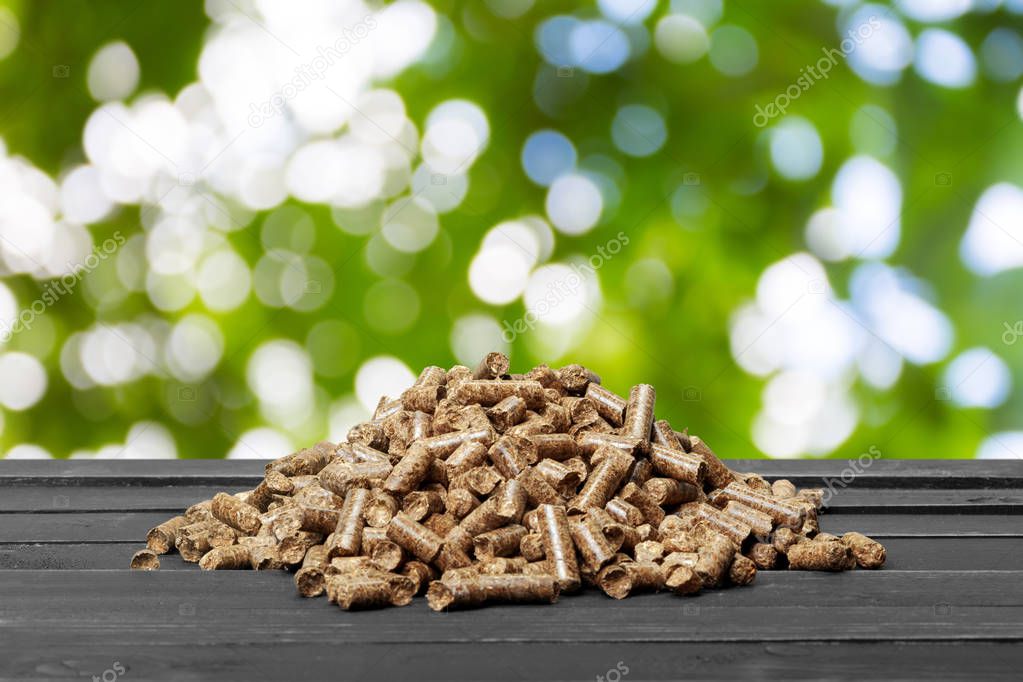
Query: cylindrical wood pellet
576 431 643 457
622 384 655 442
719 482 804 529
199 544 251 570
494 479 528 523
318 460 392 497
648 444 706 486
787 539 853 571
570 446 633 513
130 549 160 570
693 528 737 587
487 395 527 431
605 498 646 527
401 385 442 414
619 482 666 527
330 488 370 558
387 511 444 563
445 441 489 478
401 560 436 595
294 544 330 597
211 492 261 535
402 490 445 521
597 560 664 599
688 435 735 489
146 515 187 554
557 364 600 394
448 380 546 409
584 383 627 426
570 516 617 573
488 435 534 478
729 554 757 585
842 532 886 569
473 351 510 380
538 504 581 592
473 524 528 560
364 491 399 527
516 466 564 506
520 532 546 562
426 574 559 611
383 442 434 495
746 542 779 570
721 501 773 539
642 477 698 506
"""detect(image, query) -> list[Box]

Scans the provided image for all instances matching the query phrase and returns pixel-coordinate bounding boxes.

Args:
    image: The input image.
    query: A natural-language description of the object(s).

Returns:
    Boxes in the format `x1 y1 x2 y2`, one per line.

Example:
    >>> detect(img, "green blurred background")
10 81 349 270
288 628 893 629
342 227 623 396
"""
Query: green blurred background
0 0 1021 461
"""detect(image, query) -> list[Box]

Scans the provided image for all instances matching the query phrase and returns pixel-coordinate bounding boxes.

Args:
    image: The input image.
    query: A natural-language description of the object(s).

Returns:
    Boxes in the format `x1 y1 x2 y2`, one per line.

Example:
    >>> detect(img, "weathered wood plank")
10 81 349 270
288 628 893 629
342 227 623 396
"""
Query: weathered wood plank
2 511 1018 543
2 641 1019 682
2 460 1021 489
0 485 230 513
0 460 266 486
2 537 1017 571
5 484 1023 513
0 571 1019 643
0 460 1019 681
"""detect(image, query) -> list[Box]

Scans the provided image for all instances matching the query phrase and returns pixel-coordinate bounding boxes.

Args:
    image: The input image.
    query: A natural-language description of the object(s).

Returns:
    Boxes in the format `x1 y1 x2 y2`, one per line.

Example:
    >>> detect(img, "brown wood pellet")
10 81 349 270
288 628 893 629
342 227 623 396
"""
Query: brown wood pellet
130 548 160 570
131 353 885 610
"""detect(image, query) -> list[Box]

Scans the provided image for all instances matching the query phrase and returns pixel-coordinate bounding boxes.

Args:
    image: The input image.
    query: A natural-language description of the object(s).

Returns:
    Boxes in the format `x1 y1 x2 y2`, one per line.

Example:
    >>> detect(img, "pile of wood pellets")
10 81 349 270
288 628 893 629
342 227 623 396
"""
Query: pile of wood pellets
132 353 886 611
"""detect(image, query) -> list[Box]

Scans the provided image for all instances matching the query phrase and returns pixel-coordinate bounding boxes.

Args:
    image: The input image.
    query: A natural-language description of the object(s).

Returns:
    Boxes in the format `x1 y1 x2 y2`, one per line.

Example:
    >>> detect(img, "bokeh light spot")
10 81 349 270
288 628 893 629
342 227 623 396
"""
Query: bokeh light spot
363 279 421 335
611 105 667 157
545 173 603 235
709 25 758 76
522 130 577 186
769 117 823 181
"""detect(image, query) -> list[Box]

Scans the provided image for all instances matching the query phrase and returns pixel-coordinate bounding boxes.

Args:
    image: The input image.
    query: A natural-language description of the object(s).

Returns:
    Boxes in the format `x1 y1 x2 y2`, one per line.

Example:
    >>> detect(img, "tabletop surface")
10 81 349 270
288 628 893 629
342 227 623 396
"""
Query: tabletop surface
1 459 1021 681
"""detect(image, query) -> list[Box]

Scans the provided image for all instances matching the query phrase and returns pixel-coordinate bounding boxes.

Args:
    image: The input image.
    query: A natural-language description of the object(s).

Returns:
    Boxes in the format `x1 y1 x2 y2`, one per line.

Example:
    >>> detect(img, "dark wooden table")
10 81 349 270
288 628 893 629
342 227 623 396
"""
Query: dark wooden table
1 460 1021 681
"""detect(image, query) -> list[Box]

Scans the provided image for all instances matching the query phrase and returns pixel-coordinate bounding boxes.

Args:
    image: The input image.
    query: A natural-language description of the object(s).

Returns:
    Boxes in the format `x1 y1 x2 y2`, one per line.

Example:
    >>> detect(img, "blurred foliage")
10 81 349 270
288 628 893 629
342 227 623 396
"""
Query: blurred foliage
1 0 1022 460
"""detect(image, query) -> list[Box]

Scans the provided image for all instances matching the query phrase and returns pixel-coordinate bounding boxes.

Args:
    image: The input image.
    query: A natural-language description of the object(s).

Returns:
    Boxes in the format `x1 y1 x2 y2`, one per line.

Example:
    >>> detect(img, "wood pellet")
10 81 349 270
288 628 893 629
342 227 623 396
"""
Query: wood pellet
131 353 886 611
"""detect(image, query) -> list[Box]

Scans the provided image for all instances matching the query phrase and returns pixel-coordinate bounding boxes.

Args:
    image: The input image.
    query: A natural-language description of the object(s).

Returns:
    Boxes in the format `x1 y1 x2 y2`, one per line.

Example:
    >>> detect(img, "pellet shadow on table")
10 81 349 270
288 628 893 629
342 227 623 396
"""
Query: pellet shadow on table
1 459 1021 681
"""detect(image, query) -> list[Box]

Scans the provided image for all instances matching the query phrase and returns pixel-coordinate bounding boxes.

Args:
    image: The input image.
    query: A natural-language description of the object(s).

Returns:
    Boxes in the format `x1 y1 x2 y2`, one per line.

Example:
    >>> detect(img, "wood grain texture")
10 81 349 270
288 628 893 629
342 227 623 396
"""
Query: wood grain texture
3 641 1020 682
1 570 1019 624
0 459 1020 681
